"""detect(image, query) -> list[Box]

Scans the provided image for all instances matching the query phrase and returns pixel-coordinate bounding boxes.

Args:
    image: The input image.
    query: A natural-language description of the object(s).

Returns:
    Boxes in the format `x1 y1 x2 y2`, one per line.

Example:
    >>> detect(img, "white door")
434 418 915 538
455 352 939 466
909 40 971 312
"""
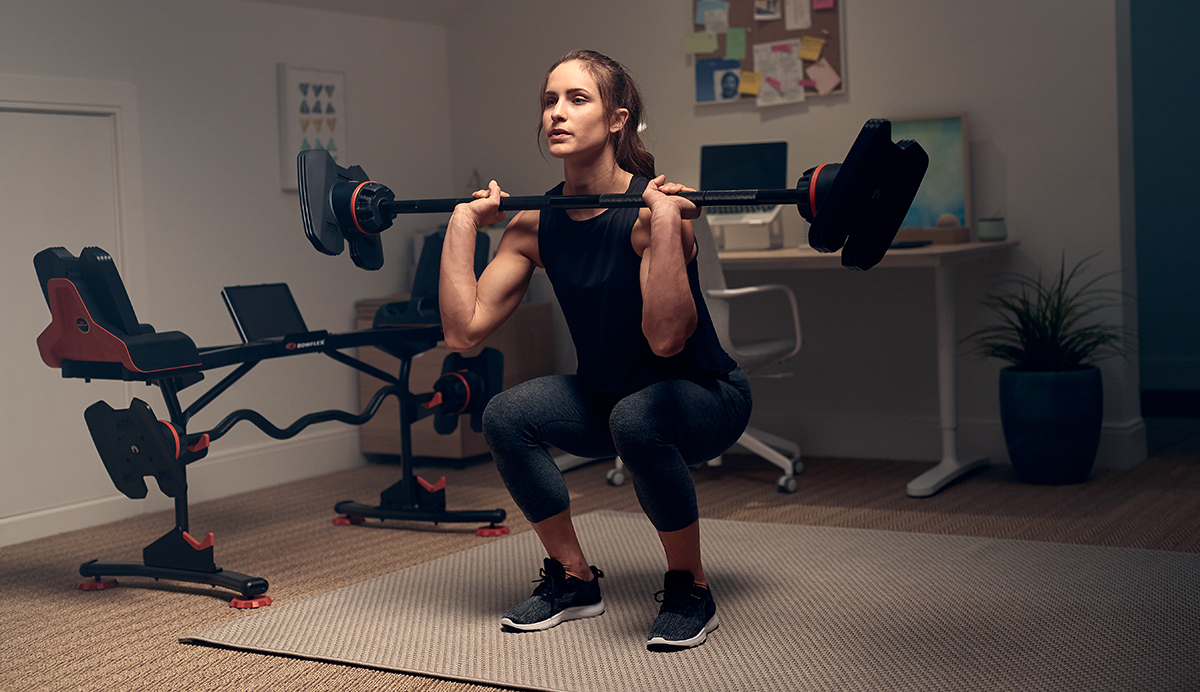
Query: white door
0 81 146 545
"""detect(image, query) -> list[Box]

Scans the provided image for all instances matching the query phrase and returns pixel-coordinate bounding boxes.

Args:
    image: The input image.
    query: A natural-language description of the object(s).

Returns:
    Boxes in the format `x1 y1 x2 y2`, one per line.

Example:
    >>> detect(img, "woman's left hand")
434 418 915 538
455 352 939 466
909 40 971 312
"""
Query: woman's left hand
643 175 700 220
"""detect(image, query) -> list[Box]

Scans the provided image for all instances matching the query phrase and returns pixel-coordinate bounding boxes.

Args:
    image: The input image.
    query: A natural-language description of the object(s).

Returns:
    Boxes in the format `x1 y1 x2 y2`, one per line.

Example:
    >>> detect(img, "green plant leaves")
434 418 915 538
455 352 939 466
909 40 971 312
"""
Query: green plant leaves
964 253 1132 371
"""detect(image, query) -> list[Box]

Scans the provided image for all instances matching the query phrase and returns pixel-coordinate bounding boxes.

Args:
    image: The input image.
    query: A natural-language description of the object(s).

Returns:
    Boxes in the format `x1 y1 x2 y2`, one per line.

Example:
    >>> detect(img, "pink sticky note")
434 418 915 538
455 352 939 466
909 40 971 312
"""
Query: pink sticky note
771 43 793 53
813 0 835 9
798 79 817 88
805 57 841 96
764 76 782 91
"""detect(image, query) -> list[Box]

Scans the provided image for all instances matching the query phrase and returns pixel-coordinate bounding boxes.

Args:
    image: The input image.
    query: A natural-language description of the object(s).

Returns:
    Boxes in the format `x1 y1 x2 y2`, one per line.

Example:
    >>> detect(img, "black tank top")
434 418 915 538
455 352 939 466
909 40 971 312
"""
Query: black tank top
538 175 737 395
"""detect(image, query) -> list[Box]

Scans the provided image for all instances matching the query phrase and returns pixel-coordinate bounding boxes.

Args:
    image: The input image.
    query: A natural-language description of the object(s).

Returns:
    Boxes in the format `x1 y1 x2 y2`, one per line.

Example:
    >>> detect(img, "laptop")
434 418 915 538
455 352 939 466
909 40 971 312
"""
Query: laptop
221 283 309 343
700 141 788 226
700 141 787 250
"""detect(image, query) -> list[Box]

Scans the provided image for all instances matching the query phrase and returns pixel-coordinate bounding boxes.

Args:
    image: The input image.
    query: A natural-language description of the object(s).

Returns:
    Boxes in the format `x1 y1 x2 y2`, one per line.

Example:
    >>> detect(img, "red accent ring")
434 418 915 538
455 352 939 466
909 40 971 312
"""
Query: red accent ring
446 371 471 413
159 419 180 460
350 181 380 235
808 163 829 218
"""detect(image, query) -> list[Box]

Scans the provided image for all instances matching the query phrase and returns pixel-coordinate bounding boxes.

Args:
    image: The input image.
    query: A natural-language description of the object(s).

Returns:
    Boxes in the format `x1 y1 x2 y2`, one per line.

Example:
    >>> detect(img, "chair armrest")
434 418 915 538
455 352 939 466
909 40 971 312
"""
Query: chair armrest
705 284 802 362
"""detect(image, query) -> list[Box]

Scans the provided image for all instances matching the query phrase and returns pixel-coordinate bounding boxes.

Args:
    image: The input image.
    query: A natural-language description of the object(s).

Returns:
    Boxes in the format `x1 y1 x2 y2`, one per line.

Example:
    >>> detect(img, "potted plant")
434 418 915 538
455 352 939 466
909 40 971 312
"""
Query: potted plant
965 253 1131 484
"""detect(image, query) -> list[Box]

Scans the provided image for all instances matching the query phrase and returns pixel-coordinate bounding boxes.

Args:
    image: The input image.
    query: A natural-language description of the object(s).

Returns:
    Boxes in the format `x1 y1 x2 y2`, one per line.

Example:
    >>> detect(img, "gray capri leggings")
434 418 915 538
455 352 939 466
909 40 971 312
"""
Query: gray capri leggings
482 368 752 533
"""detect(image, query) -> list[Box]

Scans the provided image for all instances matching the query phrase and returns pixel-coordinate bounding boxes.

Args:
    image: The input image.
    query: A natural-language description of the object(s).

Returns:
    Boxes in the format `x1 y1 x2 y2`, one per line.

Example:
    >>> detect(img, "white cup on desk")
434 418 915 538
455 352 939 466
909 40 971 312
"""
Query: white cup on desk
977 217 1007 242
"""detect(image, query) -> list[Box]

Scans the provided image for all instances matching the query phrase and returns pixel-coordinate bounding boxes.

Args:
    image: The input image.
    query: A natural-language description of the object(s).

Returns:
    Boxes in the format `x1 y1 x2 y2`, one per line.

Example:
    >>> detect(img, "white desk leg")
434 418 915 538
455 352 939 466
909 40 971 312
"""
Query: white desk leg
906 263 989 497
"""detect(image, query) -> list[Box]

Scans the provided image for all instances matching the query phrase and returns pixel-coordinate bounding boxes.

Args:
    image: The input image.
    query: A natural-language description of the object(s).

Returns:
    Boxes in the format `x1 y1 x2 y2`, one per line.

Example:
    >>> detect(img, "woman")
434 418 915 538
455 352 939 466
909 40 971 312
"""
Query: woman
439 50 751 651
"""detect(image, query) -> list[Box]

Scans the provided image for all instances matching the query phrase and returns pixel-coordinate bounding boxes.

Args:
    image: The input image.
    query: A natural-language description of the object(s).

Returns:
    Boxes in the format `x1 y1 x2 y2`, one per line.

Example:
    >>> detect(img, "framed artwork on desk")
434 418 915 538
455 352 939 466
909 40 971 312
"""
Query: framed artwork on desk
889 113 971 240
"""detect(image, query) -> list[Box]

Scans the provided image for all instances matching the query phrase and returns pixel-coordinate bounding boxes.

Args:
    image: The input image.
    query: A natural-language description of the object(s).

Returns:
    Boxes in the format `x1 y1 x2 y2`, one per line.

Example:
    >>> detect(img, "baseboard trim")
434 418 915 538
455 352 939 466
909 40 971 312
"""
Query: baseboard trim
0 429 364 548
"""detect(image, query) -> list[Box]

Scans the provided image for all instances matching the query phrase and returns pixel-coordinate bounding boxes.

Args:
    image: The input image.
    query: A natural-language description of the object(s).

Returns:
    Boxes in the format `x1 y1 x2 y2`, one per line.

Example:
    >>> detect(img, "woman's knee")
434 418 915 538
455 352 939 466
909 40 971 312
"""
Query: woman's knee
607 398 667 459
481 386 539 456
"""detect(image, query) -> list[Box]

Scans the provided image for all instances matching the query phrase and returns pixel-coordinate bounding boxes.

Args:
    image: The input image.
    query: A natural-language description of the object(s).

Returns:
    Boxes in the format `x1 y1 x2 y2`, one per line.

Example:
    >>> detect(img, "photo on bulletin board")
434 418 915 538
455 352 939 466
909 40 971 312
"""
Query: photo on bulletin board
889 113 972 232
278 64 346 191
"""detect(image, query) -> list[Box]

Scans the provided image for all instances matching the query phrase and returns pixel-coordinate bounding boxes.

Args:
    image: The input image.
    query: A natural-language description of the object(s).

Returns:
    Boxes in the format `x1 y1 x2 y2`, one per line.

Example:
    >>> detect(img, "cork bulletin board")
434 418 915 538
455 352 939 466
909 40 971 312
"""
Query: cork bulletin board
690 0 845 107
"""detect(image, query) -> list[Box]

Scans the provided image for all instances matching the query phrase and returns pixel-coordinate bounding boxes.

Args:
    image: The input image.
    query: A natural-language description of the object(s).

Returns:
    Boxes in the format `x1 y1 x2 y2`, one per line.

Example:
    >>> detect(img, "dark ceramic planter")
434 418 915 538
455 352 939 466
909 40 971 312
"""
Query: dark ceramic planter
999 366 1103 484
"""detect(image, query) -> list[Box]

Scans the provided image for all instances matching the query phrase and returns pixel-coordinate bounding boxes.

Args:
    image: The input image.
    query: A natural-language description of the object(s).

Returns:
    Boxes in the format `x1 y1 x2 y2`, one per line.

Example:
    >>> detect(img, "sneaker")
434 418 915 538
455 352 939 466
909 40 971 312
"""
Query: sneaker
500 557 605 631
646 570 719 651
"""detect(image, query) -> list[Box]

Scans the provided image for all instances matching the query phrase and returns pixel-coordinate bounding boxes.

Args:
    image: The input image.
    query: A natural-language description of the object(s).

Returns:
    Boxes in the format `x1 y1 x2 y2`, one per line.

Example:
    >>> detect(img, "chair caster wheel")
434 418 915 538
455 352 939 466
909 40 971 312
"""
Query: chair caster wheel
777 475 797 493
606 468 626 486
793 459 804 475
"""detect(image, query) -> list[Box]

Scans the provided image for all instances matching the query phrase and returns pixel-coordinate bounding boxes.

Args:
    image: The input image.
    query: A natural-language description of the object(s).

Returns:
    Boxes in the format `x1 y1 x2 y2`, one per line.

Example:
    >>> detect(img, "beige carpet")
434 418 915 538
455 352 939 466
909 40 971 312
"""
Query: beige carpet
183 510 1199 692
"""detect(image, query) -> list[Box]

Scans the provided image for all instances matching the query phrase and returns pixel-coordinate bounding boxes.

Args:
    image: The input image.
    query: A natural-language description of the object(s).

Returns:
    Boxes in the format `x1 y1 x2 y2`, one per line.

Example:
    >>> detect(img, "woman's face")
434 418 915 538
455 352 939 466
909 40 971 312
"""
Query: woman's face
542 60 625 160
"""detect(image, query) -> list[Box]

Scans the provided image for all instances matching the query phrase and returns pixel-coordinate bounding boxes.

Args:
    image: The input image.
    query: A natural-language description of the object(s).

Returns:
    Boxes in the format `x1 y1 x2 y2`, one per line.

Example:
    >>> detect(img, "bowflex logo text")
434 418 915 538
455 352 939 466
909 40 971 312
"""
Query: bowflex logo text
285 339 325 350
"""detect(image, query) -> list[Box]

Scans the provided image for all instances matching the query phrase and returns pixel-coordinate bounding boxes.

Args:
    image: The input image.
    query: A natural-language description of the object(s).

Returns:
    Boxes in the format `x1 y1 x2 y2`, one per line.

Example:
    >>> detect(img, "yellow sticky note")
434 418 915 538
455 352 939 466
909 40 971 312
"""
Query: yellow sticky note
686 31 719 54
799 35 825 62
738 71 763 96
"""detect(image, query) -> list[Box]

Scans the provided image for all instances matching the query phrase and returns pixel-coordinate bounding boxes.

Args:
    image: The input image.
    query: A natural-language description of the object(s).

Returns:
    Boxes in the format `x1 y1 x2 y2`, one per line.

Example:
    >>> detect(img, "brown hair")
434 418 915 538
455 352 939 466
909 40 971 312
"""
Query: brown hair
537 50 655 180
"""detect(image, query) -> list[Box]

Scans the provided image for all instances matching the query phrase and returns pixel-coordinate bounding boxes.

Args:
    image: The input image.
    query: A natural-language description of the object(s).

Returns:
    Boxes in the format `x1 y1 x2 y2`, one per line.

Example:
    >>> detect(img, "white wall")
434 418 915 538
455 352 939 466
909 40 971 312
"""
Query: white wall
0 0 453 545
443 0 1144 467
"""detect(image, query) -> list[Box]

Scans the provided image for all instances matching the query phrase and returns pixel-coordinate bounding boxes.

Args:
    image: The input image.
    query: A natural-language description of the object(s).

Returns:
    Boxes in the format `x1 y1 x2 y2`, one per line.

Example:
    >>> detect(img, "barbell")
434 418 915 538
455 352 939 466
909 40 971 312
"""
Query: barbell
299 119 928 271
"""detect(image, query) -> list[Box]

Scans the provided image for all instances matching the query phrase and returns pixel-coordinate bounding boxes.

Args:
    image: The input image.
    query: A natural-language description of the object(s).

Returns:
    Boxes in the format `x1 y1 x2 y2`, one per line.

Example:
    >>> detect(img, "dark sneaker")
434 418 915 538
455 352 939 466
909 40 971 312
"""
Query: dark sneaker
500 557 605 631
646 570 718 651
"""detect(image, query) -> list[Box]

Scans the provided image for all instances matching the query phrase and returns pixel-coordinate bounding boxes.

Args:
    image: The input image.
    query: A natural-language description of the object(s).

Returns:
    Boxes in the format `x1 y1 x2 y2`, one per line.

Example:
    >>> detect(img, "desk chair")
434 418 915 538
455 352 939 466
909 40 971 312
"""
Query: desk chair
695 214 803 492
605 216 803 493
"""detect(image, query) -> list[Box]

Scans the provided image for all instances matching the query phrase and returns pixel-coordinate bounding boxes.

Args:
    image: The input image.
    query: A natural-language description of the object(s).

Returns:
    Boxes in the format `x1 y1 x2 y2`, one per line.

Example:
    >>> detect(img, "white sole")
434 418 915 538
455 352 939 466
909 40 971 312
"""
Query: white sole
646 613 720 650
500 599 606 631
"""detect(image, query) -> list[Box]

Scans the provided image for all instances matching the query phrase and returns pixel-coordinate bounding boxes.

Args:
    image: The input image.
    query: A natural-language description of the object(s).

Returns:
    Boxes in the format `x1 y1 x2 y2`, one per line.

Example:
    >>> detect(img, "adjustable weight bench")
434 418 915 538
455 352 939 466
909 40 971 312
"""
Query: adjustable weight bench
34 240 504 608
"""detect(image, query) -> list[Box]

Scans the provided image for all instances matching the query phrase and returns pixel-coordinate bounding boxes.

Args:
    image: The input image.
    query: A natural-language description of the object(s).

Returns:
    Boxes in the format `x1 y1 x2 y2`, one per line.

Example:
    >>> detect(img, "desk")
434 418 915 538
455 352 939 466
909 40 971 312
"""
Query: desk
719 240 1019 497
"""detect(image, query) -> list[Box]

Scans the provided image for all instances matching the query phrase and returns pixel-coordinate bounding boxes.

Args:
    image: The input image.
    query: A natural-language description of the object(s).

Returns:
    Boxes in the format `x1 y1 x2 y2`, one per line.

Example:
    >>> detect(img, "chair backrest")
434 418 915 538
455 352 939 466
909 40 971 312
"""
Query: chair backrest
691 215 735 355
371 229 490 336
35 246 202 375
410 229 490 301
34 246 142 337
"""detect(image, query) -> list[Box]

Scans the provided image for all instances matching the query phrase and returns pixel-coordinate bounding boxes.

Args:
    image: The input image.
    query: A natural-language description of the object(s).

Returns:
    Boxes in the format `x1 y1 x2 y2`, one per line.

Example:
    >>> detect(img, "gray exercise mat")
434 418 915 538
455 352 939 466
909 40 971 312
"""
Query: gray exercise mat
183 510 1199 691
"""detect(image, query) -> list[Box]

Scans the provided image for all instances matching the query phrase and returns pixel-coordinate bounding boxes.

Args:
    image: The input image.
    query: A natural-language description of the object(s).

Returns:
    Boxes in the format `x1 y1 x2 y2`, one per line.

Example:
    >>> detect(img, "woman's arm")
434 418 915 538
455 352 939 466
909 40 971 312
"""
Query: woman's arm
635 175 700 357
439 180 540 352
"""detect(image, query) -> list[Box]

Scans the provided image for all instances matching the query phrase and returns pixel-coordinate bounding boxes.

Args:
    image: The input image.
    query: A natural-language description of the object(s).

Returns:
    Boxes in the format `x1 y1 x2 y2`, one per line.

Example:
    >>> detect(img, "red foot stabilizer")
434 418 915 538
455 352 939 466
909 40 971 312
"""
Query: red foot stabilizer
78 579 118 591
332 515 366 526
476 525 510 537
230 595 273 609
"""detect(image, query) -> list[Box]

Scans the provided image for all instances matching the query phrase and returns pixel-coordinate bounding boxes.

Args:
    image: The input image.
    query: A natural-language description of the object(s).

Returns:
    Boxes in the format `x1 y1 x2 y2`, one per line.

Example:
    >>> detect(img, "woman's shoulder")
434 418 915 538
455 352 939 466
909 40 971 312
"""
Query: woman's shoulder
502 209 540 237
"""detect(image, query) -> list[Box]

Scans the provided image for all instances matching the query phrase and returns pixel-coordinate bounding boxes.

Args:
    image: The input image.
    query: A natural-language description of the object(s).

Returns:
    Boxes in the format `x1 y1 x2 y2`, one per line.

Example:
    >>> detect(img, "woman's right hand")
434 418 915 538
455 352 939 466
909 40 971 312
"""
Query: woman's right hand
452 179 509 228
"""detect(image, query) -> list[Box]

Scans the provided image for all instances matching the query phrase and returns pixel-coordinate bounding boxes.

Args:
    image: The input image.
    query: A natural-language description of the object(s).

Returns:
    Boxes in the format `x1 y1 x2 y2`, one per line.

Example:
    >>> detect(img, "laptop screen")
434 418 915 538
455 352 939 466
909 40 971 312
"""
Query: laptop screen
700 141 788 191
221 283 308 343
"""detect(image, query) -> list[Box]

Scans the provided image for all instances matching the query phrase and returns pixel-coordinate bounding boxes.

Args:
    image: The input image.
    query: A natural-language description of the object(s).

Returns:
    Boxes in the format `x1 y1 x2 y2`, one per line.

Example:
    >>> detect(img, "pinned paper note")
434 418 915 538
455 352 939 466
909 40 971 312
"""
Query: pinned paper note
704 8 729 34
798 79 817 88
799 35 825 61
785 0 811 30
738 71 763 95
725 27 746 60
753 38 806 107
686 31 719 54
695 0 729 26
805 57 842 95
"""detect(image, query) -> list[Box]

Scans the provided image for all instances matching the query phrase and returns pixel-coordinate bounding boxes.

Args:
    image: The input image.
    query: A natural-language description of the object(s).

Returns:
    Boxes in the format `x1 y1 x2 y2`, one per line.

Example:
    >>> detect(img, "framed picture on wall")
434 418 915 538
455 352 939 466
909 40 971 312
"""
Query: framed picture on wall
278 64 347 191
889 113 971 236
